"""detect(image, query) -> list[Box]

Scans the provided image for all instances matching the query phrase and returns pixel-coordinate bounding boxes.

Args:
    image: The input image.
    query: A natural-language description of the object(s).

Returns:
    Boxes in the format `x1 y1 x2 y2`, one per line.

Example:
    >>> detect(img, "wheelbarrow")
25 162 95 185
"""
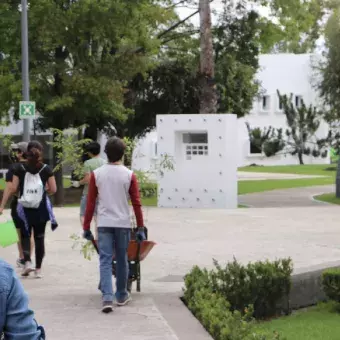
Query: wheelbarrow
91 227 155 292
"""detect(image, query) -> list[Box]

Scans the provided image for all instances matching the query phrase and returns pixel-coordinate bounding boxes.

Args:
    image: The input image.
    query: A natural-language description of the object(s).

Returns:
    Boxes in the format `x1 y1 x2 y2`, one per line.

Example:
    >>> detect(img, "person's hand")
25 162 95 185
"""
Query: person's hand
51 223 58 232
83 229 94 241
135 227 146 242
71 181 80 188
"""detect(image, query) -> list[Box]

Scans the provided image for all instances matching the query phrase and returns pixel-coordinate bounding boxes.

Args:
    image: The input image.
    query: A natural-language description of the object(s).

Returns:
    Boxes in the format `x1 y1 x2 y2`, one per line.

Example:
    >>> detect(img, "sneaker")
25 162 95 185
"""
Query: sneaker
117 293 132 307
34 269 43 279
21 262 34 277
16 258 25 268
102 301 113 314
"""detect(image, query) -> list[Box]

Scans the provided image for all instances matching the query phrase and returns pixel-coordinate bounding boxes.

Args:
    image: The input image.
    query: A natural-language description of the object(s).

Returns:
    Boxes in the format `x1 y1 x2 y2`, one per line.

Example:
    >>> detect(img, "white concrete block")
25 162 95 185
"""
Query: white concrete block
156 114 238 209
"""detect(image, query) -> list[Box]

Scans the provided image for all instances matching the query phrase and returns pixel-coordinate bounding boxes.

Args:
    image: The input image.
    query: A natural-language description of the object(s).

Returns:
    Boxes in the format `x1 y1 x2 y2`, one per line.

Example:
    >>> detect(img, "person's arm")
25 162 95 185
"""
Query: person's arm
83 172 98 231
1 263 44 339
129 173 144 227
79 161 90 185
0 168 15 214
46 176 57 195
10 175 20 195
79 172 90 185
0 182 13 214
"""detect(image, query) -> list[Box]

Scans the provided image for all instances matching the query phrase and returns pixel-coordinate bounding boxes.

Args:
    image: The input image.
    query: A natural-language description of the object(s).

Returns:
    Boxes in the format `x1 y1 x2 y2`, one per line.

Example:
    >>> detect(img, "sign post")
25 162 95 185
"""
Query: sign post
19 101 36 119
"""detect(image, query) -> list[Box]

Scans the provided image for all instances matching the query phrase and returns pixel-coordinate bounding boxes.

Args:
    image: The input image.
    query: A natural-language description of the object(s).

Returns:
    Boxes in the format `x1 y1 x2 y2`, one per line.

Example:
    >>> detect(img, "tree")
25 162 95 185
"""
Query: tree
0 0 174 204
199 0 217 113
316 3 340 196
214 1 260 116
256 0 327 53
122 0 261 137
247 91 328 164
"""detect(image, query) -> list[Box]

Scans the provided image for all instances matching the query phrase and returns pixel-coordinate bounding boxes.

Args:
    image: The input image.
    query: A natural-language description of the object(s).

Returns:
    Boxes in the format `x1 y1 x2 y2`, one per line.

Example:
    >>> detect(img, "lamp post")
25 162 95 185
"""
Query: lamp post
21 0 30 142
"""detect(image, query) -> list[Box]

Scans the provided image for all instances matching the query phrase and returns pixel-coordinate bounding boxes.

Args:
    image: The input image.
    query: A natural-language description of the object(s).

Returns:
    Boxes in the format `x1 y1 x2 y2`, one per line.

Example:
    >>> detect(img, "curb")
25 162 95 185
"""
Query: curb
153 292 213 340
311 192 335 205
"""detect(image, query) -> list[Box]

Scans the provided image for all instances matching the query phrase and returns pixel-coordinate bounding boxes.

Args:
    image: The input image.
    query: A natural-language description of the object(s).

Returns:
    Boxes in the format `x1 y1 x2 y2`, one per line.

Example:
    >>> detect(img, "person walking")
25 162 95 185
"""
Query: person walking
76 142 106 241
0 142 34 267
83 137 146 313
0 259 45 339
10 141 57 278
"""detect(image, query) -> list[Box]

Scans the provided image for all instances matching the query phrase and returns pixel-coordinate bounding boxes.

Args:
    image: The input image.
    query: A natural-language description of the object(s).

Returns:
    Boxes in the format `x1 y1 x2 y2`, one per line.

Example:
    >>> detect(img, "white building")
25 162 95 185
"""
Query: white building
132 53 329 177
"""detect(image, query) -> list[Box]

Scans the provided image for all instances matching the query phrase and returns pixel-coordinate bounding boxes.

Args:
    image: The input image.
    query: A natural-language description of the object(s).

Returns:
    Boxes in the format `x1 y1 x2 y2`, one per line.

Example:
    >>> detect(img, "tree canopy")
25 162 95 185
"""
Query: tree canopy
0 0 175 129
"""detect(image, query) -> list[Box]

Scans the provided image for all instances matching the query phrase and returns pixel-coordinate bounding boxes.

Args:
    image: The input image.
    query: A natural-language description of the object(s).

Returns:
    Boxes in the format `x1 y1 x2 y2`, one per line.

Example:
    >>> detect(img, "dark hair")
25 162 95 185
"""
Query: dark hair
85 141 101 156
105 137 126 163
26 140 43 168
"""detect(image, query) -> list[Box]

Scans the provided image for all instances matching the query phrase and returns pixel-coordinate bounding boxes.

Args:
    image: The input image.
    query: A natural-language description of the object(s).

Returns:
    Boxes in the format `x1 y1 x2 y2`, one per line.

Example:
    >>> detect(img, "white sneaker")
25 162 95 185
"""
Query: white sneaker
21 262 34 277
16 258 25 268
34 270 43 279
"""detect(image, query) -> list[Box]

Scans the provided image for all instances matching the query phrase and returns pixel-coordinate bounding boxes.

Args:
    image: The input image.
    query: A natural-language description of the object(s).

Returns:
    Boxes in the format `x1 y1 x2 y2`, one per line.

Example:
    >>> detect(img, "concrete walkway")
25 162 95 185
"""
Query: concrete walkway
2 204 340 339
237 171 327 181
239 185 335 208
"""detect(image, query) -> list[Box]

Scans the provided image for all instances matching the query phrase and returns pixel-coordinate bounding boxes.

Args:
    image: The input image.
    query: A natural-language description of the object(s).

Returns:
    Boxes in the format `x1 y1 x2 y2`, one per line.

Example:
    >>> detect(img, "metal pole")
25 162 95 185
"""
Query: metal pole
21 0 30 142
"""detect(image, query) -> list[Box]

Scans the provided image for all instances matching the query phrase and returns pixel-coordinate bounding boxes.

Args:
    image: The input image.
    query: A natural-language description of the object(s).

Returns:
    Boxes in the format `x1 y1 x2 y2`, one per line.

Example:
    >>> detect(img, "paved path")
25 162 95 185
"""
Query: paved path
2 204 340 339
237 171 327 181
239 185 335 208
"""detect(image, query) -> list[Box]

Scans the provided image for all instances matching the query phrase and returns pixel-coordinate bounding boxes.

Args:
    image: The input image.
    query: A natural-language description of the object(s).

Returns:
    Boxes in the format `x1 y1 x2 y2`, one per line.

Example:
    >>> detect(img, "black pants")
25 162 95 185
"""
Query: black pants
21 222 47 269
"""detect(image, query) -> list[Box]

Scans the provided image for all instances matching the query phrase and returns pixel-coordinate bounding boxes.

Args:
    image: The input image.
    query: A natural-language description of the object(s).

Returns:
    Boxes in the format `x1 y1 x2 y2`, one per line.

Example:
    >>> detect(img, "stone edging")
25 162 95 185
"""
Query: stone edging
311 192 334 205
289 261 340 310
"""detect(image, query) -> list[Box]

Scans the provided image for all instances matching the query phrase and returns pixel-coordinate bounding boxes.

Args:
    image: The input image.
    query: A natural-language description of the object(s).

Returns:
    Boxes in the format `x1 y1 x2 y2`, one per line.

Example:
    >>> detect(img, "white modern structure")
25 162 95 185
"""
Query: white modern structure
156 114 238 209
132 53 329 177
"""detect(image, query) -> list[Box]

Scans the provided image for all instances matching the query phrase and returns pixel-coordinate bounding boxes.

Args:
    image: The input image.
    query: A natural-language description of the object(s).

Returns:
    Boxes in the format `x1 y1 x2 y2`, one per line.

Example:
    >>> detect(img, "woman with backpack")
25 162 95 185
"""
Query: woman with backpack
11 140 57 278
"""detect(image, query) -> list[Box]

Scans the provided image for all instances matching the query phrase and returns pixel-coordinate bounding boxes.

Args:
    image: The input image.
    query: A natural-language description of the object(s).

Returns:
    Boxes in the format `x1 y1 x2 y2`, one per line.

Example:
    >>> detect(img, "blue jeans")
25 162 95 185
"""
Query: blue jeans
98 227 130 303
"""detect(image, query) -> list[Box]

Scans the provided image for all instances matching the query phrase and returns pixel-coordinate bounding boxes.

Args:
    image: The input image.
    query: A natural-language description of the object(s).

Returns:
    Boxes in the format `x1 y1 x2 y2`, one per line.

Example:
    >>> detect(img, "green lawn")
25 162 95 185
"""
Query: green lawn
239 164 336 177
314 192 340 205
256 303 340 340
238 177 335 195
0 177 71 190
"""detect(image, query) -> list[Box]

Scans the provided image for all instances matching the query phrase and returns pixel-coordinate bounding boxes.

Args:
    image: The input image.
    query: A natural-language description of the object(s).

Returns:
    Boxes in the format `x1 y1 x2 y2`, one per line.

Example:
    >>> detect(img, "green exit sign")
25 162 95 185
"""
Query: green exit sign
19 101 35 119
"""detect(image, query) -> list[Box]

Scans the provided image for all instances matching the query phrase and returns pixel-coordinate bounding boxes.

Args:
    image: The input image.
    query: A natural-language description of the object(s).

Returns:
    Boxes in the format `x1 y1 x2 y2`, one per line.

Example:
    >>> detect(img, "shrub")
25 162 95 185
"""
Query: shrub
211 258 293 319
183 266 284 340
140 182 157 198
322 268 340 302
134 170 157 198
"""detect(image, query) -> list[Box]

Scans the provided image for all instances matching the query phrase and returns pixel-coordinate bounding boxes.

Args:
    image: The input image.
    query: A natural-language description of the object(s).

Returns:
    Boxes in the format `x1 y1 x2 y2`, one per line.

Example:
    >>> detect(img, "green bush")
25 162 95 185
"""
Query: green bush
322 268 340 302
134 170 157 198
211 258 293 319
183 266 284 340
140 182 157 198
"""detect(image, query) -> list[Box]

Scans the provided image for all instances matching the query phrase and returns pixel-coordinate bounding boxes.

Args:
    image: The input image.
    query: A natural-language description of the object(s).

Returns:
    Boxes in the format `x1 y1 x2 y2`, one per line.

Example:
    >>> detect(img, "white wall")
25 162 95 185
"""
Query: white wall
156 114 238 209
132 53 330 172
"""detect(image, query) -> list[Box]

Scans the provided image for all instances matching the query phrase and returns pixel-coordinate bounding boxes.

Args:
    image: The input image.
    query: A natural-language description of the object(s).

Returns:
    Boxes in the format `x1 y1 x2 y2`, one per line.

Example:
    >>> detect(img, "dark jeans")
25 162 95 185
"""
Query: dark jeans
21 222 47 269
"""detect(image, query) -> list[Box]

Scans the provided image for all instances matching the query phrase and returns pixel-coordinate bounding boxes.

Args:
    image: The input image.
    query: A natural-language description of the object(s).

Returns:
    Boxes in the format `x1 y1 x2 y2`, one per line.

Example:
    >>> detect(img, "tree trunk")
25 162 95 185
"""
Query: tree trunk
199 0 217 114
336 156 340 198
298 151 304 165
53 131 64 206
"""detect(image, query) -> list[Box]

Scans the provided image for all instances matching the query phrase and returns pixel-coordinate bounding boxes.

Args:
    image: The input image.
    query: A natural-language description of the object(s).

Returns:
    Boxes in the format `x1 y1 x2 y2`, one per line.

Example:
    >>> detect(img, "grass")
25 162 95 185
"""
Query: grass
238 177 334 195
0 177 71 190
239 164 336 177
2 165 335 204
314 192 340 205
256 303 340 340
